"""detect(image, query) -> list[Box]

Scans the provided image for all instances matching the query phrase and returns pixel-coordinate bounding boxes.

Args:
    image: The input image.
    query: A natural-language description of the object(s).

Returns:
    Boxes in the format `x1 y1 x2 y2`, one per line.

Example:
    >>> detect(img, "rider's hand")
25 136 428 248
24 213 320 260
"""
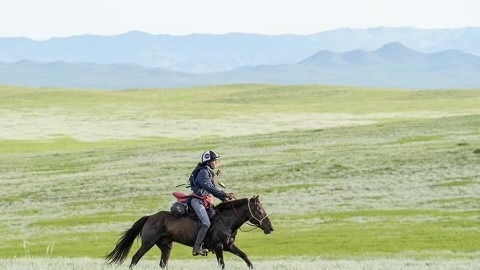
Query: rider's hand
225 192 235 201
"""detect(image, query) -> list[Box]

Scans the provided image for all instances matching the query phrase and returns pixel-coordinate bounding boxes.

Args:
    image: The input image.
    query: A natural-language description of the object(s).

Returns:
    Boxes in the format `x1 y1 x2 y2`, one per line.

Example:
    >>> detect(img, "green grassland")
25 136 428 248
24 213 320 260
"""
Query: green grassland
0 84 479 263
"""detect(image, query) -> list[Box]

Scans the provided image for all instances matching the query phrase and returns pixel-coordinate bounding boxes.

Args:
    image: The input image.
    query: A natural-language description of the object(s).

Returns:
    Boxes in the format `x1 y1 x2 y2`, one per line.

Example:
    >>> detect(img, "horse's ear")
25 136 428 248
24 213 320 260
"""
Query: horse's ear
254 195 259 201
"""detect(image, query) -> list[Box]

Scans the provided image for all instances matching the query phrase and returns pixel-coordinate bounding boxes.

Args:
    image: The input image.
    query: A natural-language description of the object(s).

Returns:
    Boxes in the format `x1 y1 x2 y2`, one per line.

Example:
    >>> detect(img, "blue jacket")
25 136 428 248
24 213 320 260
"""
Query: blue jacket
191 166 227 200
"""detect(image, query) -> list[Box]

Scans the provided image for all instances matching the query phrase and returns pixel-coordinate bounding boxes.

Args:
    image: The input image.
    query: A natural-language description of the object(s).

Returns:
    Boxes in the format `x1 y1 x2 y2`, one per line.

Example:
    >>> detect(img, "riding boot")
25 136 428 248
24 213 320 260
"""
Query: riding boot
192 224 209 256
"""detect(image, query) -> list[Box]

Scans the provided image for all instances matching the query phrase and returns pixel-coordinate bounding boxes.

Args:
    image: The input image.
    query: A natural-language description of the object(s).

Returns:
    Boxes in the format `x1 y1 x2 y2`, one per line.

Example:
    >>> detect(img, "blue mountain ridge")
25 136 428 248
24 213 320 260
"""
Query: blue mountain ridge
1 27 480 73
1 42 479 89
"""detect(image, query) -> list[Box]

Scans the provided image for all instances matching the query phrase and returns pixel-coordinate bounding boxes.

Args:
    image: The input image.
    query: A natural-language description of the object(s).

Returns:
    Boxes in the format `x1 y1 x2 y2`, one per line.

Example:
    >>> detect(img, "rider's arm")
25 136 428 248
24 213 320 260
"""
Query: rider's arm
195 169 227 200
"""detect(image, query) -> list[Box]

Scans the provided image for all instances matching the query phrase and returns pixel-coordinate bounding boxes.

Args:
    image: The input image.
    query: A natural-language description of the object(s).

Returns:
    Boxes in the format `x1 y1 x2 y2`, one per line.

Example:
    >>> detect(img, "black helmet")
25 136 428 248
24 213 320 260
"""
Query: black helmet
201 150 220 163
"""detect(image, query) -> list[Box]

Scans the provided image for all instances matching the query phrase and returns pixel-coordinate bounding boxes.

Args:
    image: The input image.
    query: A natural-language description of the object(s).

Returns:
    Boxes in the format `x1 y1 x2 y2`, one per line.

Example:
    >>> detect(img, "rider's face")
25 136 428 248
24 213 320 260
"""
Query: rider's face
209 159 218 169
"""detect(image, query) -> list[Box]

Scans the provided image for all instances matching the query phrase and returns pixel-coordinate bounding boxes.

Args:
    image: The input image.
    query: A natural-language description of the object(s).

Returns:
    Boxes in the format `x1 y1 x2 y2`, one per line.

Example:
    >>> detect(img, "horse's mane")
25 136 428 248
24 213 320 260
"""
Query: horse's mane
214 198 249 211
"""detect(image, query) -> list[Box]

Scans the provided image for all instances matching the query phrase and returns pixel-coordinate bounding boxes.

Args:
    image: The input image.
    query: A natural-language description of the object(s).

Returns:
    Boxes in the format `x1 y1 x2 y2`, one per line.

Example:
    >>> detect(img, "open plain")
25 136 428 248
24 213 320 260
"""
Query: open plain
0 84 479 269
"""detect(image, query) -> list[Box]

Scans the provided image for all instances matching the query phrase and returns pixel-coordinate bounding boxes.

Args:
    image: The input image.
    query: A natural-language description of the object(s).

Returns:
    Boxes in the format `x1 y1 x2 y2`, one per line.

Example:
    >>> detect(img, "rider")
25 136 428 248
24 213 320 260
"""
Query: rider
190 150 234 256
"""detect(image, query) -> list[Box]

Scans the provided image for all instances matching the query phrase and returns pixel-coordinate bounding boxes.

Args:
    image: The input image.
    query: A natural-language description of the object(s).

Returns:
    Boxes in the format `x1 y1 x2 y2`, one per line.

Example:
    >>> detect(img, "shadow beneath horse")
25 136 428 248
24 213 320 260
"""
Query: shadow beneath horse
105 195 274 269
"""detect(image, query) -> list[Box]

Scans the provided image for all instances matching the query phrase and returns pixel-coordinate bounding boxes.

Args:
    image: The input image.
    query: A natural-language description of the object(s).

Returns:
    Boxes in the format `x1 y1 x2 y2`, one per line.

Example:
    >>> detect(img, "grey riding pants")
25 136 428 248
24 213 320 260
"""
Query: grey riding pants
190 197 211 227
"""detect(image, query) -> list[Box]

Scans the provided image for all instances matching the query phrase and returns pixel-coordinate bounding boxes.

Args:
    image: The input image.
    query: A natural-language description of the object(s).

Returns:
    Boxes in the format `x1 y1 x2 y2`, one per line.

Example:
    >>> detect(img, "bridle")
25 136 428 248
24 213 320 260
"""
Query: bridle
227 199 268 232
247 200 269 227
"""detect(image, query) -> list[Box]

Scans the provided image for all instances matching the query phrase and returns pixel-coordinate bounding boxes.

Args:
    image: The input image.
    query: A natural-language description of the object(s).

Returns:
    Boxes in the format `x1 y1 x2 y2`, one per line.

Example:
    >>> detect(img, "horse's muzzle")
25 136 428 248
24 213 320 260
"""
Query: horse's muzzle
262 222 274 234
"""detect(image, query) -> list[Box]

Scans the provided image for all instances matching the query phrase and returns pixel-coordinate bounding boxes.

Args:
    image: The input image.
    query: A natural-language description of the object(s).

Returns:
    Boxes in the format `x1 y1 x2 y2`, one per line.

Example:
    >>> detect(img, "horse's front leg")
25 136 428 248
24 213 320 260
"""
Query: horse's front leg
224 243 253 269
214 246 225 270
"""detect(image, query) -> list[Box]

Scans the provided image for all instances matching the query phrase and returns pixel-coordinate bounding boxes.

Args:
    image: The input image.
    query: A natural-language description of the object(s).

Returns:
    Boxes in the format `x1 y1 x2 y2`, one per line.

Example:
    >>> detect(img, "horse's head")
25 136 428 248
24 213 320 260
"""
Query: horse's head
248 195 274 234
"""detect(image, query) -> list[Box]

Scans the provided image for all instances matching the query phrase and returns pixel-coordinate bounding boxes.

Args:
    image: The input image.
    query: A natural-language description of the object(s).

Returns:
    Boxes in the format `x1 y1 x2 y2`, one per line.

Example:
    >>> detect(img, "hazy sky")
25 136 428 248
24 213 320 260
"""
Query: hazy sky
1 0 479 40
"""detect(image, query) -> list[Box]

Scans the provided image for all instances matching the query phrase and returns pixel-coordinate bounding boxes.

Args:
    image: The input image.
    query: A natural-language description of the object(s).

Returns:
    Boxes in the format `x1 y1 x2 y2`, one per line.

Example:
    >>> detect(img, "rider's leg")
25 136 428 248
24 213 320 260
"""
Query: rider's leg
190 198 211 256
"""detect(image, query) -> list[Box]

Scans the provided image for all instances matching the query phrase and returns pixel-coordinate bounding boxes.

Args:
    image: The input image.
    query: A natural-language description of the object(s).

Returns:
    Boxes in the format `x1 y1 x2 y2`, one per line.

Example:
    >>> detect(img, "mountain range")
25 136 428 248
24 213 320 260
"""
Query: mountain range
0 27 479 89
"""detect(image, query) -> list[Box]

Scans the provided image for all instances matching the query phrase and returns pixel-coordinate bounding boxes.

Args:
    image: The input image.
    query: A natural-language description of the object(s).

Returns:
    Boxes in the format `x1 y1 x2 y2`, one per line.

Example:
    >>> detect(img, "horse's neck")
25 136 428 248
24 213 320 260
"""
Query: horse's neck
217 203 249 231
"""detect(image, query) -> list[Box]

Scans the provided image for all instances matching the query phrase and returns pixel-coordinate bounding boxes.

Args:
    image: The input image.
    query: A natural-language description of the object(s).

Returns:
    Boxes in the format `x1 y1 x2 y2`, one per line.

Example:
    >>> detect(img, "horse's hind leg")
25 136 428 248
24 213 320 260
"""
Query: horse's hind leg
129 241 156 269
157 240 173 269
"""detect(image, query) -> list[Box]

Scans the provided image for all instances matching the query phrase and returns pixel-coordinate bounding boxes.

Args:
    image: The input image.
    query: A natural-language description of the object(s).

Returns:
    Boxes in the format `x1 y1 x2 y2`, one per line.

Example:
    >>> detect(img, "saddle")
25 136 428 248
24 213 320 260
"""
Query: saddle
170 192 215 218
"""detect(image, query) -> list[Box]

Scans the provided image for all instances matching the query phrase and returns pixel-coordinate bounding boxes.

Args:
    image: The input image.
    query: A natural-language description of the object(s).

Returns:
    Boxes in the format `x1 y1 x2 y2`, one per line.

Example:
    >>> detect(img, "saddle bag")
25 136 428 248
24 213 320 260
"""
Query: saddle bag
170 201 188 217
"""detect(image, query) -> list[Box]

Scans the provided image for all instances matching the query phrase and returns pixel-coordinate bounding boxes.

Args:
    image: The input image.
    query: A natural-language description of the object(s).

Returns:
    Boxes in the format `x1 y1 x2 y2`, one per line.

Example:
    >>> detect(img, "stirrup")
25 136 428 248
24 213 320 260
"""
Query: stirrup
192 247 208 256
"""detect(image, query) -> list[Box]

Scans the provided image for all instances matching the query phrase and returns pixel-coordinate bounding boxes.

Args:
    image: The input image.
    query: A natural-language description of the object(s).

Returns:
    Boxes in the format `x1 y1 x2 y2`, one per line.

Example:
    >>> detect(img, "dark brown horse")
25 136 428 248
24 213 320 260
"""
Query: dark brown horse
105 195 274 269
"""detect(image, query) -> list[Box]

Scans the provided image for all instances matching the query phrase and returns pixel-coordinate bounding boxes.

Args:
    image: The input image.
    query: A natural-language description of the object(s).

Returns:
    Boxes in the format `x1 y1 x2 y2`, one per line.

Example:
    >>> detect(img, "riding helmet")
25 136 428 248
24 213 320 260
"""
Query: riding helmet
201 150 220 163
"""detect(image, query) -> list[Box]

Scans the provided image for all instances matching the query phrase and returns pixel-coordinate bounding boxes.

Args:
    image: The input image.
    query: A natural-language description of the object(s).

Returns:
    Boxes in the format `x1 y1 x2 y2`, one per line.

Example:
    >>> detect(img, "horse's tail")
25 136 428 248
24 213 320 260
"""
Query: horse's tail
105 215 149 265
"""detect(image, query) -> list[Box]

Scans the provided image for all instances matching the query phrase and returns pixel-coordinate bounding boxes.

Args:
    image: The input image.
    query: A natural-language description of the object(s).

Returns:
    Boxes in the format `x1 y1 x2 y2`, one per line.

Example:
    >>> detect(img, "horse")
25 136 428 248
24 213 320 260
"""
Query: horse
105 195 274 269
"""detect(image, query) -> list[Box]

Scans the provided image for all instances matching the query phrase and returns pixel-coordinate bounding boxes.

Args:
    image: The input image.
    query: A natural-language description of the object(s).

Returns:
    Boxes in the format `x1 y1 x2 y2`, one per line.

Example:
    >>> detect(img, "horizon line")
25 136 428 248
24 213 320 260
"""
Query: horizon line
2 26 479 41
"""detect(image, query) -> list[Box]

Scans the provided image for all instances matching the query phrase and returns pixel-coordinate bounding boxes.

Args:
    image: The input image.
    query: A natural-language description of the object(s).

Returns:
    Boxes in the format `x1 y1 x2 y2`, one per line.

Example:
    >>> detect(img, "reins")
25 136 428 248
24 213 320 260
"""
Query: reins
240 223 259 232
